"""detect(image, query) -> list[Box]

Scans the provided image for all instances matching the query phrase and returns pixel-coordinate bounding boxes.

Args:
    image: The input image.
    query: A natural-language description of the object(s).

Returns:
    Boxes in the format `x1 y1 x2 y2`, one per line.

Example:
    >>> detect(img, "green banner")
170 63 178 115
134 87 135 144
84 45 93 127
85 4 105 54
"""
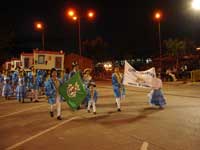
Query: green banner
59 72 87 110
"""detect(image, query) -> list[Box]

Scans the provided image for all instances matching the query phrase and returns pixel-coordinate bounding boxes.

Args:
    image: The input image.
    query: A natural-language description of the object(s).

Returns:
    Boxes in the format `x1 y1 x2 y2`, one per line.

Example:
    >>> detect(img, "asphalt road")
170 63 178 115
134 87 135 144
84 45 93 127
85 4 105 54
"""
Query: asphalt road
0 81 200 150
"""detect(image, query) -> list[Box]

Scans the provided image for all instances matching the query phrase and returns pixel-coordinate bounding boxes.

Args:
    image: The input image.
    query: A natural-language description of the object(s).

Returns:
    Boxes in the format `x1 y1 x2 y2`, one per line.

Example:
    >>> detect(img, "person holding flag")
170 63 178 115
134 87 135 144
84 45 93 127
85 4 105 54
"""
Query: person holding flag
45 68 63 120
112 64 125 112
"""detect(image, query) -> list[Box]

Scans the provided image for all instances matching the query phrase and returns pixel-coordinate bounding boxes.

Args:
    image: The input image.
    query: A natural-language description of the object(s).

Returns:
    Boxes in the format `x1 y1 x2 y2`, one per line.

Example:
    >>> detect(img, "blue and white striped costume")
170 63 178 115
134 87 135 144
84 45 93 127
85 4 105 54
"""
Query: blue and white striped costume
12 71 19 87
112 73 125 98
45 78 63 104
16 78 26 100
2 76 12 97
27 71 34 90
86 89 98 102
36 70 44 87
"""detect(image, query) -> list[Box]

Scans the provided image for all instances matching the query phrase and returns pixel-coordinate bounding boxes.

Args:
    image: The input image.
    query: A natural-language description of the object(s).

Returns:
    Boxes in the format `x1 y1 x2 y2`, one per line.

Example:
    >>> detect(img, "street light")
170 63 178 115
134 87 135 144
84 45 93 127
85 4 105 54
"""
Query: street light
154 11 162 77
67 8 95 56
192 0 200 10
35 22 45 50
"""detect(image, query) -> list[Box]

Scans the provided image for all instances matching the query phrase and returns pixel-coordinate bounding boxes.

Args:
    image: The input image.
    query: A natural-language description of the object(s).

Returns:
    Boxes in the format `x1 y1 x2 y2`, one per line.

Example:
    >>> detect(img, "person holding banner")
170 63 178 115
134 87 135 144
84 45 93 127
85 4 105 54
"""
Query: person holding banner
45 68 63 120
149 77 166 109
112 64 125 112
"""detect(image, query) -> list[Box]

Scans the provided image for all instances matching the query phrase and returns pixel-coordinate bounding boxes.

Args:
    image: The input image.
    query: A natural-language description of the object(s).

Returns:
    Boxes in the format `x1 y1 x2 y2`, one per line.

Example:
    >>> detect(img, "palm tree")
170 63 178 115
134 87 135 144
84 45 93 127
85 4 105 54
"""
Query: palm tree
164 38 186 68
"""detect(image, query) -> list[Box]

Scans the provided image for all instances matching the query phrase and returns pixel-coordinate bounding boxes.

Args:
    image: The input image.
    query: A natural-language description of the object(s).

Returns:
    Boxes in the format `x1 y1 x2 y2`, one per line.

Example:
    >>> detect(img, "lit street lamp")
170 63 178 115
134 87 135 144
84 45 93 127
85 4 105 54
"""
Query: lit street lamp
35 22 45 50
192 0 200 10
67 9 95 56
154 11 162 77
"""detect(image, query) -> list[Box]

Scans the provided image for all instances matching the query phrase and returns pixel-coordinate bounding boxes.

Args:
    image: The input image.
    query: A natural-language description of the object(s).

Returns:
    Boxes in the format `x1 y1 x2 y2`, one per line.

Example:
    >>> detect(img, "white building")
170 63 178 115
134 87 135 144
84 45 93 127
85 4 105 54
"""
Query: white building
20 53 34 71
10 58 21 71
33 50 64 71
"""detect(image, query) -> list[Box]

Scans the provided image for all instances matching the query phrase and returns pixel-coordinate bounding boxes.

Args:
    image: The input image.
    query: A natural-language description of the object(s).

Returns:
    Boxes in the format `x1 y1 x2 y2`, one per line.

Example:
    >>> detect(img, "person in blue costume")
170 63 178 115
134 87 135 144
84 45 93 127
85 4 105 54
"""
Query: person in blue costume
45 68 63 120
112 64 125 112
0 71 4 94
16 71 26 103
148 77 166 109
63 68 69 83
87 81 98 115
83 68 93 107
27 66 35 90
2 70 12 100
11 70 19 91
30 69 39 103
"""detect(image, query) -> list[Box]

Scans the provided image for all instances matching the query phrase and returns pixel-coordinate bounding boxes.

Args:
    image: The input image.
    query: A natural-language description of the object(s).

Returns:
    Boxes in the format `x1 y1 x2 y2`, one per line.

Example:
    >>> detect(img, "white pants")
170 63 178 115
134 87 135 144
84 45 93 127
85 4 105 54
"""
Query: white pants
115 98 121 109
87 99 96 112
50 96 61 117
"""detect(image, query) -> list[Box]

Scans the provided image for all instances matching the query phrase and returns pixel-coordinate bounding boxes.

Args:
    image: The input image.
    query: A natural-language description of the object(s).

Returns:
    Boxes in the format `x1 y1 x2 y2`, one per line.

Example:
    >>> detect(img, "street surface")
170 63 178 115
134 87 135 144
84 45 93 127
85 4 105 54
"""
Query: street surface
0 81 200 150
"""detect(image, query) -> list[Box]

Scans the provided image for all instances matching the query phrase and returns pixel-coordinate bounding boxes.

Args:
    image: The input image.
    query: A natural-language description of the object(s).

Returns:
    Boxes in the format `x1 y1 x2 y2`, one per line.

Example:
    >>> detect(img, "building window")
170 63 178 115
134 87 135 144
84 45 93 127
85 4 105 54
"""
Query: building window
16 62 20 67
24 58 29 68
55 57 62 69
38 55 45 64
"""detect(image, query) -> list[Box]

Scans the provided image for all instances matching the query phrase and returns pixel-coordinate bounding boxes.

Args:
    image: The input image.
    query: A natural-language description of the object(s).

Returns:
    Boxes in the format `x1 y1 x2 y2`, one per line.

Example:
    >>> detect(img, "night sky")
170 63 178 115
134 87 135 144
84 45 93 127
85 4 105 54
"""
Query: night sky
1 0 200 60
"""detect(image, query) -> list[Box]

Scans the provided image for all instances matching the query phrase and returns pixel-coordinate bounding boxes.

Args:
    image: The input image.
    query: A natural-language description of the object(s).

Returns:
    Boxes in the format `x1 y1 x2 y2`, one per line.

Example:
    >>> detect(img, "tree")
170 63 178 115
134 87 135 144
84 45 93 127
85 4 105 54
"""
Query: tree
82 36 109 62
164 38 187 68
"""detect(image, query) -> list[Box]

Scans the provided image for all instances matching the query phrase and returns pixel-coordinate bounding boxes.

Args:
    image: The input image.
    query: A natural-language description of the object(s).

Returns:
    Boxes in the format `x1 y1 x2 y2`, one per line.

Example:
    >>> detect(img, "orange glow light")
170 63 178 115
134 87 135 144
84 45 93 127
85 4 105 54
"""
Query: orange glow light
155 12 162 20
73 16 77 20
37 23 42 29
88 11 94 18
68 10 75 17
35 22 43 30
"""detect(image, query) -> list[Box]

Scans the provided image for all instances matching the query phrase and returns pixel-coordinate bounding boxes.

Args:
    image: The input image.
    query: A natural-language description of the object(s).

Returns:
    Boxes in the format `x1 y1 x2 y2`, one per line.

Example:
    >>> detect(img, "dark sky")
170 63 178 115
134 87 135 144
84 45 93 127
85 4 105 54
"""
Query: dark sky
1 0 200 58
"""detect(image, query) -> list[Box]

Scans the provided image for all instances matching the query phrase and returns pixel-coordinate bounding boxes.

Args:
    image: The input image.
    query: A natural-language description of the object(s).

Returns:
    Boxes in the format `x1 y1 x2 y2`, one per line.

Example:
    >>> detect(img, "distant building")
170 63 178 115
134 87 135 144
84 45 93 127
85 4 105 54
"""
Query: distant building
64 53 94 70
33 50 64 71
20 52 34 71
4 61 11 70
10 58 21 71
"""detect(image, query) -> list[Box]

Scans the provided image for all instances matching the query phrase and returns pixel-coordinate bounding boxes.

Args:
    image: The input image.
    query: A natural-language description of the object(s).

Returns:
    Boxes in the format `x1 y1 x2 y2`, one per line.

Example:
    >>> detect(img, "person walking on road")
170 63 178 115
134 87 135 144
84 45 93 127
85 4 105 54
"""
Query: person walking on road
148 77 166 109
45 68 63 120
112 64 125 112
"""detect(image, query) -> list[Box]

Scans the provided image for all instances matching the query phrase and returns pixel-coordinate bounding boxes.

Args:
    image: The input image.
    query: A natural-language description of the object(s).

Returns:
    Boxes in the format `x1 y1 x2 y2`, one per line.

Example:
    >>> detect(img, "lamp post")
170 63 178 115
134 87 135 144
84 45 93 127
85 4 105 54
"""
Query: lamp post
35 22 45 50
154 11 162 77
192 0 200 10
67 9 95 56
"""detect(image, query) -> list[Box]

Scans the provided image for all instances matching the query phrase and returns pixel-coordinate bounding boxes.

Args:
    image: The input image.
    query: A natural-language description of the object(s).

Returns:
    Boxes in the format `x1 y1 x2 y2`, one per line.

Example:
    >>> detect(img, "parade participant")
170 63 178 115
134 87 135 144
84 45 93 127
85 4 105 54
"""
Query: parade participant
0 71 4 94
68 61 80 79
36 70 44 95
16 71 26 103
87 81 98 115
11 68 19 94
83 68 93 107
83 68 92 87
45 68 63 120
112 64 125 112
27 66 35 90
148 77 166 109
29 68 39 103
63 68 69 83
2 70 12 100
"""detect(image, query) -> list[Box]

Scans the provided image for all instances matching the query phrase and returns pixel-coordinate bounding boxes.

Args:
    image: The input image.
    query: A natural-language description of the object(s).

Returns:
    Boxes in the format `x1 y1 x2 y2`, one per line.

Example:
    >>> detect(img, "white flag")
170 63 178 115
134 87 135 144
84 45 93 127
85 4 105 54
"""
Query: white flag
123 60 156 88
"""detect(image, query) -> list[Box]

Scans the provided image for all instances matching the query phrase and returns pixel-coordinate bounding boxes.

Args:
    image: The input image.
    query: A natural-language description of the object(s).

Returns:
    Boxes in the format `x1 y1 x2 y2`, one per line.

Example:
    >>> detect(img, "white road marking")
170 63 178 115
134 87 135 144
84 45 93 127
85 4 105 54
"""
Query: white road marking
0 104 46 118
5 116 80 150
140 142 149 150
